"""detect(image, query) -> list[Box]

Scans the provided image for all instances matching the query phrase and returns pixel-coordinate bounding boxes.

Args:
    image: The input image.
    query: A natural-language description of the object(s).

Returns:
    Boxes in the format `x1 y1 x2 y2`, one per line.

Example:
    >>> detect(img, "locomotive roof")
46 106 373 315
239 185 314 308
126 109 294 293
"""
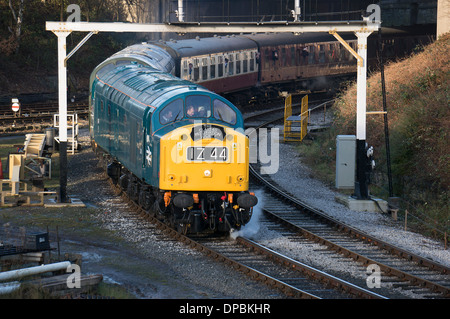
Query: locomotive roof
94 63 203 115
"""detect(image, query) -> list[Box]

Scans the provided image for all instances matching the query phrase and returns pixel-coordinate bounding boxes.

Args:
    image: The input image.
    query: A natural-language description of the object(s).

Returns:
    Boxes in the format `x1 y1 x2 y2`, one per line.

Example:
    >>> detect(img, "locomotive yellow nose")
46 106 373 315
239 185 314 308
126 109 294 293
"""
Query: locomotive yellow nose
159 124 249 192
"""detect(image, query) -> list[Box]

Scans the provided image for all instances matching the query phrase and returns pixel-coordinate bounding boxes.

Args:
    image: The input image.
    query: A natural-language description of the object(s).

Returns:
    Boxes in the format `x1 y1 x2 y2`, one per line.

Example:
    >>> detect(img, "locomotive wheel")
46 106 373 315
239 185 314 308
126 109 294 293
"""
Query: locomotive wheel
168 205 190 235
176 222 189 235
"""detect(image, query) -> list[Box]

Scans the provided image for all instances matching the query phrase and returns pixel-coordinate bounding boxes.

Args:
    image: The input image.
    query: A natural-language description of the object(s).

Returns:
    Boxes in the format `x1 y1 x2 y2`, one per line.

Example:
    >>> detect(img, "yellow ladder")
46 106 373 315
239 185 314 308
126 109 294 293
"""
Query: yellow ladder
283 95 308 142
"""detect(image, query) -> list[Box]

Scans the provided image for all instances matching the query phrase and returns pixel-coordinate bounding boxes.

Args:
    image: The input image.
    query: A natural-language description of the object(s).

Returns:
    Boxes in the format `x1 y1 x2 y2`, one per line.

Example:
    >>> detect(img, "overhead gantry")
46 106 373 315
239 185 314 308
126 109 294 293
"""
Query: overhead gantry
46 8 380 202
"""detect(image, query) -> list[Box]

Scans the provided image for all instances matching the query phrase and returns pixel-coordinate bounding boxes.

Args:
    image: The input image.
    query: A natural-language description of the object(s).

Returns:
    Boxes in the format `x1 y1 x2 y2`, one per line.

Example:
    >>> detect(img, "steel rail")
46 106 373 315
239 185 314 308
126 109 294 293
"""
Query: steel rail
249 162 450 297
248 108 450 278
236 236 387 299
251 166 450 278
247 109 450 298
110 181 320 299
259 204 450 298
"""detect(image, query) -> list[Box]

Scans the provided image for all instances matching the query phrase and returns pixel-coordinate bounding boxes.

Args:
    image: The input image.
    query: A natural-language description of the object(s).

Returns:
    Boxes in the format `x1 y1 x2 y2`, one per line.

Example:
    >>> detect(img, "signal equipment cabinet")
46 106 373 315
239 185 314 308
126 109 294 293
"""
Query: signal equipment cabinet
335 135 356 189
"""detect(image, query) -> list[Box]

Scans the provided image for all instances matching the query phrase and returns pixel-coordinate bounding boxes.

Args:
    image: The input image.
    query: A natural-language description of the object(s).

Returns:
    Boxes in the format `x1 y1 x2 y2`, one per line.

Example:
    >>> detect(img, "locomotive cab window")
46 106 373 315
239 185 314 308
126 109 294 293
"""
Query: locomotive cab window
160 99 184 125
213 99 236 125
186 95 211 118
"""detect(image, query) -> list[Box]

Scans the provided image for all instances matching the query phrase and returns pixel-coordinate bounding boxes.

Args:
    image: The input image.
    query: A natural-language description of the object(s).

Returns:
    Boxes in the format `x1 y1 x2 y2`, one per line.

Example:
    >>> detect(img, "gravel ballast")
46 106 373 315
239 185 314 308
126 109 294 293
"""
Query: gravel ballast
2 125 448 299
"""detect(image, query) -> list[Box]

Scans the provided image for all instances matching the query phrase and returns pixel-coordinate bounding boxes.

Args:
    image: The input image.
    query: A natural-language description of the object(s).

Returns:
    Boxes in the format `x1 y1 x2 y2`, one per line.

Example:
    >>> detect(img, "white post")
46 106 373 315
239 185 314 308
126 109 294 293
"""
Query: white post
355 31 370 141
55 31 71 203
178 0 184 22
355 31 371 199
56 31 70 143
293 0 301 21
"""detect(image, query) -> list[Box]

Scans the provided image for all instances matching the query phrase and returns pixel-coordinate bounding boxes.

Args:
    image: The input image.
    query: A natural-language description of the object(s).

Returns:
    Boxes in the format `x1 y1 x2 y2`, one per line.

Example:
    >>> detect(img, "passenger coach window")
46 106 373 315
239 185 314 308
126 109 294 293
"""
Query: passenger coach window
250 52 255 71
319 45 325 63
183 60 188 79
308 46 315 65
213 99 236 125
264 49 270 69
210 56 216 79
186 95 211 118
193 59 200 81
202 58 208 80
218 56 224 77
291 47 296 66
160 99 183 125
228 55 234 75
243 52 248 73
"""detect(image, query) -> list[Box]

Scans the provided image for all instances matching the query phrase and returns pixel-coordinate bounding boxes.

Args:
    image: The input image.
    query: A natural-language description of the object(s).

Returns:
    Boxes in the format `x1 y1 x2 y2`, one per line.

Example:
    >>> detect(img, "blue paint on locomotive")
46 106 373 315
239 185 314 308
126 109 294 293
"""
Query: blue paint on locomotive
90 61 244 189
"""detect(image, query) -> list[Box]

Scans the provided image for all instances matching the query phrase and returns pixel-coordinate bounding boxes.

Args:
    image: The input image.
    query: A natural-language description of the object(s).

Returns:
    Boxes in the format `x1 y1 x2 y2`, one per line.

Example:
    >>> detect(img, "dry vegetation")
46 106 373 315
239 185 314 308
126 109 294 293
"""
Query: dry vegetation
303 33 449 239
333 33 449 192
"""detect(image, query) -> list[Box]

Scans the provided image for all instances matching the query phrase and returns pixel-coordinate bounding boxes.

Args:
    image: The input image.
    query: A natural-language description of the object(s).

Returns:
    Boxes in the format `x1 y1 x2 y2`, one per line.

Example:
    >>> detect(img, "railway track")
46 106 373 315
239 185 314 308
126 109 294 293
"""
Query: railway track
244 108 450 299
249 176 450 299
112 179 386 299
93 97 448 299
0 102 89 127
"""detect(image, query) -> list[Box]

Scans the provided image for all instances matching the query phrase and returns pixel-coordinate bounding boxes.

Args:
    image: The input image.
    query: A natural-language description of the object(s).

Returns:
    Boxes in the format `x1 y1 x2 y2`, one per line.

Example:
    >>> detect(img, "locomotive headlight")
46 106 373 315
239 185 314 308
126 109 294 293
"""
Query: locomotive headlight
204 170 211 177
181 134 188 141
237 175 244 182
226 134 234 141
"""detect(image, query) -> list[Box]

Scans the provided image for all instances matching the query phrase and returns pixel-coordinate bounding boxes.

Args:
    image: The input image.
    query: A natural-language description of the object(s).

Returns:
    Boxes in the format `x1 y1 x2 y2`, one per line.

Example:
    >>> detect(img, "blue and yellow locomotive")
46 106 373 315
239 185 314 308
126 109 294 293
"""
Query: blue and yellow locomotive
89 43 257 234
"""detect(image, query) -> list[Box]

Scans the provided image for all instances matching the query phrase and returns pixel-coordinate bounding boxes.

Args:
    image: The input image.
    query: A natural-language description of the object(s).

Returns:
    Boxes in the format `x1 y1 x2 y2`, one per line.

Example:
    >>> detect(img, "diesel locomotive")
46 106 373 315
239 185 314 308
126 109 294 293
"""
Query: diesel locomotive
89 43 257 234
89 31 429 234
